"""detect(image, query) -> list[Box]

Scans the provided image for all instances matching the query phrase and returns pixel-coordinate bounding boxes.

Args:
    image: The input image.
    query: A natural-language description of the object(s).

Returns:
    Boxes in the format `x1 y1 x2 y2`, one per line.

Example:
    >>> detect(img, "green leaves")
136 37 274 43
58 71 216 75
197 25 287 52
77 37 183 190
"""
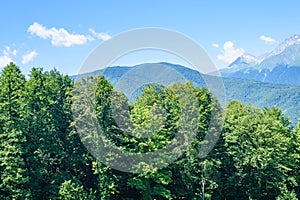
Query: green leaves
222 101 299 199
23 67 78 199
59 180 95 200
0 63 30 199
0 64 299 199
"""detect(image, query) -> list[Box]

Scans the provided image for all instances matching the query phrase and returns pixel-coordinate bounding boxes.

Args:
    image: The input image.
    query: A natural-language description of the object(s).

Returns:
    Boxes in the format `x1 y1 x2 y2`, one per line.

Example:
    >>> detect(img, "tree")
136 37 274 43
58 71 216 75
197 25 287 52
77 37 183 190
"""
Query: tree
289 120 300 198
72 76 126 199
125 84 177 200
24 68 75 199
222 101 296 199
169 83 223 199
58 179 95 200
0 63 31 199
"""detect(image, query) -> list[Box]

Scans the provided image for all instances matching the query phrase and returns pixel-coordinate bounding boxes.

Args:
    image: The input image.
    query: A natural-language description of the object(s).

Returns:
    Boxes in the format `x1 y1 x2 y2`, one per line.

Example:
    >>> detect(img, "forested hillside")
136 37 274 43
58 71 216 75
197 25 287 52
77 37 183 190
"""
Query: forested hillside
72 62 300 125
0 63 299 199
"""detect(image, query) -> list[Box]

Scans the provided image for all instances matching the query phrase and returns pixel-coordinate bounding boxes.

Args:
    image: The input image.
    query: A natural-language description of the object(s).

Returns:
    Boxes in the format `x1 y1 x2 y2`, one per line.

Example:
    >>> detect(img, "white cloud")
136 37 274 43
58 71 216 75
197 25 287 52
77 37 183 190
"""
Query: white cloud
89 28 111 41
212 43 219 48
217 41 245 64
0 55 13 67
22 51 37 64
0 46 17 67
4 46 17 57
260 35 276 44
28 22 94 47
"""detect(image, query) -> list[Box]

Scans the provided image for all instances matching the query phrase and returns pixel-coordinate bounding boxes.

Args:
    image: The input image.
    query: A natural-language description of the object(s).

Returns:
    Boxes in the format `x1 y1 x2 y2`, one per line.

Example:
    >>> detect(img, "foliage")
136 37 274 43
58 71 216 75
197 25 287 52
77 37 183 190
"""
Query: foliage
0 63 299 199
0 63 31 199
58 179 94 200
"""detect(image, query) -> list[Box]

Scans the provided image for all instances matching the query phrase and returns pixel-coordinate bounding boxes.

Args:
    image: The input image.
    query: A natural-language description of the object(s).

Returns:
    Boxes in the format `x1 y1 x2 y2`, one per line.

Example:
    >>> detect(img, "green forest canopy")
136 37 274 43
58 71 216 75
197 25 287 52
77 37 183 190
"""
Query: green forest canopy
0 63 299 199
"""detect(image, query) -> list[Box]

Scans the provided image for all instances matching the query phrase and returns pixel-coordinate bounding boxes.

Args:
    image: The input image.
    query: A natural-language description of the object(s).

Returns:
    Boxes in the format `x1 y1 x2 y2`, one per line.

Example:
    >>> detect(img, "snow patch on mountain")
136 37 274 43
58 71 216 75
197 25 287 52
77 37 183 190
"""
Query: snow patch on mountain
225 34 300 72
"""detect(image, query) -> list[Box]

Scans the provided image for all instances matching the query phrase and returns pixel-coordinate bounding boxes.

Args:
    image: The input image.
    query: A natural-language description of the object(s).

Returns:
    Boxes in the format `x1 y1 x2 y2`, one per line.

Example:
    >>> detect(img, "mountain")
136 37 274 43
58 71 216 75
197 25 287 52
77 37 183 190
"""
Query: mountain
225 53 259 73
229 54 259 67
221 34 300 85
72 62 300 125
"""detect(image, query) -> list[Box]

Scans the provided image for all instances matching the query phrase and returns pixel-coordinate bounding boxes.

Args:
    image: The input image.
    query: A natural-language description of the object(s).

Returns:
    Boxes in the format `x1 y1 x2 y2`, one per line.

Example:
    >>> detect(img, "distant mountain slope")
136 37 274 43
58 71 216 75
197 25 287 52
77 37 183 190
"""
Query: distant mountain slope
221 34 300 85
72 62 300 124
222 65 300 85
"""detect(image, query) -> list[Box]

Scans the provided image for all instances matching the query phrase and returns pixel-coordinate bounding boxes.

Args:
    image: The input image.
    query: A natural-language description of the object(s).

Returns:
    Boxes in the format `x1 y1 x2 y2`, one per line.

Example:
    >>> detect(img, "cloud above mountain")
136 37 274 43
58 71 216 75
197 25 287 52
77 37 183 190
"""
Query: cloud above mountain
260 35 276 44
217 41 245 64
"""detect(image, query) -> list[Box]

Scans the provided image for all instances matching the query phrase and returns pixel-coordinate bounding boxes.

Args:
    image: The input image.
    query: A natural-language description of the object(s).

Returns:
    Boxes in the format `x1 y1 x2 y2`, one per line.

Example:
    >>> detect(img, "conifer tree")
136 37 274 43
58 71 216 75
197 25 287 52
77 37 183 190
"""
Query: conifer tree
0 63 31 199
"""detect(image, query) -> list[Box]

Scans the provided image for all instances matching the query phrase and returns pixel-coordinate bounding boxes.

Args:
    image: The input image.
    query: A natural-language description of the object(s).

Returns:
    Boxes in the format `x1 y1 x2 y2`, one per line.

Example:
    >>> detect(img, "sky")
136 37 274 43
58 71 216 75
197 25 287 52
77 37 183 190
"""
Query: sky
1 0 300 75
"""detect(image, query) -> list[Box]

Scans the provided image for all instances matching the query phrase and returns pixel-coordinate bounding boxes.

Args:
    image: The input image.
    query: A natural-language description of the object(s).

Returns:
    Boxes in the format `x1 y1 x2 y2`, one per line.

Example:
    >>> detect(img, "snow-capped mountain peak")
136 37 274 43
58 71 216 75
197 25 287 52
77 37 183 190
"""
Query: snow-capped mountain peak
227 34 300 70
222 34 300 86
228 53 258 68
269 34 300 57
239 53 259 63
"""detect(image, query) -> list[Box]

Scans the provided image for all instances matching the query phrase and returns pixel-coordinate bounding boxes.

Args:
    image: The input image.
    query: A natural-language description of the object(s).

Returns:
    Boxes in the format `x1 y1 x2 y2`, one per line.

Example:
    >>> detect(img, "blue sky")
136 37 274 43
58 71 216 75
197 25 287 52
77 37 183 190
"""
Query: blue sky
1 0 300 75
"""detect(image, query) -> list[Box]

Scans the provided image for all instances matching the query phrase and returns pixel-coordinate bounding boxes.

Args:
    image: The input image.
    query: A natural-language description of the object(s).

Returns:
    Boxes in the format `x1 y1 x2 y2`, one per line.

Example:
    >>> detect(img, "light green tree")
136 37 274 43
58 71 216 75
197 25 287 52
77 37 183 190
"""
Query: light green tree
222 101 297 199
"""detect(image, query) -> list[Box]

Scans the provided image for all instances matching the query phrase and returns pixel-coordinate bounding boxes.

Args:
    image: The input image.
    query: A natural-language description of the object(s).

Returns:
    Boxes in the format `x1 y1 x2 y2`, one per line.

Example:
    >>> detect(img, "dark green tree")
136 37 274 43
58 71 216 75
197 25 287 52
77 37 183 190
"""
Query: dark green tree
24 68 76 199
0 63 31 199
72 76 126 199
